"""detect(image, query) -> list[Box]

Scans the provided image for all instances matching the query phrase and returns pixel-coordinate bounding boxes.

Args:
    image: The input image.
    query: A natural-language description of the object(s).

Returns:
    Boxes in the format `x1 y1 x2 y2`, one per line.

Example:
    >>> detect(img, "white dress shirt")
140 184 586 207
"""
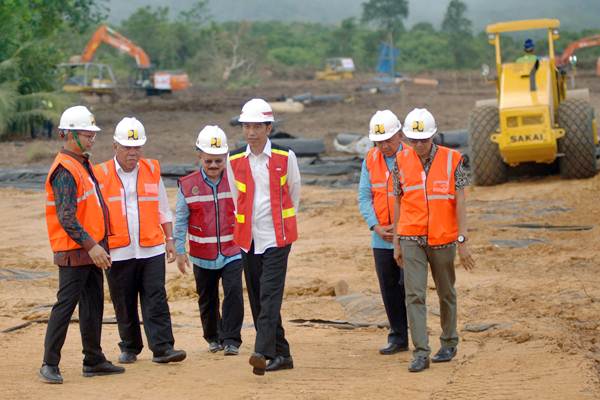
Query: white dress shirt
227 140 301 254
109 157 173 262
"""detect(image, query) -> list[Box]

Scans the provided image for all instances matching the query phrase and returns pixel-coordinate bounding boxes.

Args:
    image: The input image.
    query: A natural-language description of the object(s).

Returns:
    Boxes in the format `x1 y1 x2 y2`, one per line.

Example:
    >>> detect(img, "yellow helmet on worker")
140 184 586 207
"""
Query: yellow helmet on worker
114 117 147 146
196 125 229 155
238 98 274 123
369 110 402 142
58 105 101 132
402 108 437 139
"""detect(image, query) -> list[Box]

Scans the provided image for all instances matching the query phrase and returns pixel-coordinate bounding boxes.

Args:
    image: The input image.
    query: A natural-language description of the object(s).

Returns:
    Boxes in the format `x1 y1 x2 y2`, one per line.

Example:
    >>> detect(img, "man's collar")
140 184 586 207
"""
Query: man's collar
244 139 271 158
60 148 88 163
200 167 222 185
113 156 137 173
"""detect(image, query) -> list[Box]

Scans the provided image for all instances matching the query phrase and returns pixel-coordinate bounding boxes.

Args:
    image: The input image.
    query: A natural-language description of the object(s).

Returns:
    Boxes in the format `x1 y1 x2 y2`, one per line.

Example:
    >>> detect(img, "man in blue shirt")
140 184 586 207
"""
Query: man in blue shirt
174 125 243 355
358 110 409 355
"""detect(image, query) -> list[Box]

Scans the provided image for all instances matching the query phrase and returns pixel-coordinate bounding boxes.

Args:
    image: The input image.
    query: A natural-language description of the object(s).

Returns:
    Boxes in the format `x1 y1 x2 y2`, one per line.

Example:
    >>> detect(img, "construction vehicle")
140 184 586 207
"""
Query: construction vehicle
315 58 355 80
77 25 189 95
57 61 117 99
556 34 600 77
468 19 598 186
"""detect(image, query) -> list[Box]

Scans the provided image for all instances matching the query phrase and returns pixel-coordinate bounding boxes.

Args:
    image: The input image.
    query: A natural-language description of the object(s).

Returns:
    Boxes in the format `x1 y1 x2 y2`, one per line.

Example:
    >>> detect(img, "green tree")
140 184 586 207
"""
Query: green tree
0 0 104 139
361 0 409 74
441 0 476 68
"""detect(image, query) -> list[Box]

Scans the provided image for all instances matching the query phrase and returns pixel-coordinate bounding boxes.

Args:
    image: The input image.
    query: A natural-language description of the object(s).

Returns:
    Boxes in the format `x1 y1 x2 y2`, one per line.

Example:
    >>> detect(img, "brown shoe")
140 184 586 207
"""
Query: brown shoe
249 353 266 376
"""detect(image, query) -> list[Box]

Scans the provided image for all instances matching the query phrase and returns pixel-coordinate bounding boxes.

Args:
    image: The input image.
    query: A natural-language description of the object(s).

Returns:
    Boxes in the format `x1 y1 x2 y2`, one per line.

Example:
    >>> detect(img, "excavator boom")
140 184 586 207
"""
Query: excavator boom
81 25 151 68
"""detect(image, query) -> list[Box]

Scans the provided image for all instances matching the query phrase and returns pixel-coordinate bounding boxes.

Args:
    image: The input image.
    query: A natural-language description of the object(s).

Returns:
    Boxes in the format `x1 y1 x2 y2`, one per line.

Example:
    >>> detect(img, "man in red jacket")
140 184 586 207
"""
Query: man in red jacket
174 125 244 356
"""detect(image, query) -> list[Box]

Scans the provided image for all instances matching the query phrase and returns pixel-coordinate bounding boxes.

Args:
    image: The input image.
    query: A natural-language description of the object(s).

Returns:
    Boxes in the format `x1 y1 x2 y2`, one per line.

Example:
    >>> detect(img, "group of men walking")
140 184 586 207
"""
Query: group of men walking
40 96 474 383
41 98 299 383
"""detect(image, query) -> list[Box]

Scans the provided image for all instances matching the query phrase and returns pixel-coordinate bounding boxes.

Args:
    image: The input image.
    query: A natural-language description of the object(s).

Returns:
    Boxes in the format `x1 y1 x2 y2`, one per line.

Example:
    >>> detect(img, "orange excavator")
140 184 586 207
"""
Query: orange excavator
73 25 189 95
556 34 600 76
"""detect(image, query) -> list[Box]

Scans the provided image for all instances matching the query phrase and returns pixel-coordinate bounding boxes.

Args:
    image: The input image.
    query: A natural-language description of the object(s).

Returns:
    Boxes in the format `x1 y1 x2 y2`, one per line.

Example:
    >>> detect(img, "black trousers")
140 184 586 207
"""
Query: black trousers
43 265 106 367
105 254 174 355
373 248 409 346
193 259 244 347
242 243 291 360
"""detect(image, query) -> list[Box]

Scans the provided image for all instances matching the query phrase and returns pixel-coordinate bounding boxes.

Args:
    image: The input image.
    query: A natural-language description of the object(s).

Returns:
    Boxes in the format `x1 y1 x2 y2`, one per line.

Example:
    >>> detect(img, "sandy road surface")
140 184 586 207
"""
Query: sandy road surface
1 173 599 399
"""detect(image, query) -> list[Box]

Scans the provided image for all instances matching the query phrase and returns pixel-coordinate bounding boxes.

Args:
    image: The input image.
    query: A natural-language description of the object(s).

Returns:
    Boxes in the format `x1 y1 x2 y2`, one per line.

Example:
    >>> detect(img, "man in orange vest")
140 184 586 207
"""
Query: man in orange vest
227 98 301 375
174 125 244 356
41 105 124 384
358 110 409 355
392 108 475 373
94 117 186 365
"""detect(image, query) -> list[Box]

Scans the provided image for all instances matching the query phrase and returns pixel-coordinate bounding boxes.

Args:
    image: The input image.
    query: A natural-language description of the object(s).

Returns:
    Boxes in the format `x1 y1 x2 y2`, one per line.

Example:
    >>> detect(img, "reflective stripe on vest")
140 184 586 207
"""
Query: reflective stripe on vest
45 153 106 252
93 158 163 249
229 146 298 250
396 146 462 246
365 147 396 226
178 170 239 259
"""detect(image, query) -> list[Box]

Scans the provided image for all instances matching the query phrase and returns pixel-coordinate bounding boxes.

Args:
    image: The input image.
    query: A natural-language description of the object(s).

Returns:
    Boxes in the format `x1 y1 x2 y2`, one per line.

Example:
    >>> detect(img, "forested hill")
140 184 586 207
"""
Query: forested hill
108 0 600 31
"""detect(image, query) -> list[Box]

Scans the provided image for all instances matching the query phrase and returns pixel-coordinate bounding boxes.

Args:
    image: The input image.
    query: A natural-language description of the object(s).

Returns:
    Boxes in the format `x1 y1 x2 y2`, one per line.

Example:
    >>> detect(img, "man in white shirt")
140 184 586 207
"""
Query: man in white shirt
227 98 301 375
94 117 186 365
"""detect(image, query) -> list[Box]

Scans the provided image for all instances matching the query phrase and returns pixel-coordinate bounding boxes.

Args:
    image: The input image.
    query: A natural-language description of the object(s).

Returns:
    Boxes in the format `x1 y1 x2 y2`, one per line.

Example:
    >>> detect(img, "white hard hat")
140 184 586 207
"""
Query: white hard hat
114 117 147 146
368 110 402 142
402 108 437 139
196 125 229 155
238 98 274 123
58 105 101 132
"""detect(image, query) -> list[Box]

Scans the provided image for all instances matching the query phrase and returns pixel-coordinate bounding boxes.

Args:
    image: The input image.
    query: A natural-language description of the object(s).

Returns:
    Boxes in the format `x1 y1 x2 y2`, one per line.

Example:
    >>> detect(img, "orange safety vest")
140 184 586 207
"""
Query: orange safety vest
396 145 462 246
229 143 298 250
94 158 164 249
45 153 106 252
365 146 399 226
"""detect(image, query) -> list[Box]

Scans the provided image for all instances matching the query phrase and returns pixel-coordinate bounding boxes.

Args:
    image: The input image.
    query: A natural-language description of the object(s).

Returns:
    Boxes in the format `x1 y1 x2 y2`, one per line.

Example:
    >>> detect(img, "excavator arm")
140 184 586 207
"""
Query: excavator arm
557 34 600 66
81 25 151 68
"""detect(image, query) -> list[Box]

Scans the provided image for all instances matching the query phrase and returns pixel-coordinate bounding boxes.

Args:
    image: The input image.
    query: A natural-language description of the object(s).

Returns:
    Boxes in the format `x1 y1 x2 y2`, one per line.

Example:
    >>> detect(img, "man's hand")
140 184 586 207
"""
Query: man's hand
176 254 190 274
393 239 403 268
165 239 176 263
457 242 475 271
88 244 111 270
374 224 394 242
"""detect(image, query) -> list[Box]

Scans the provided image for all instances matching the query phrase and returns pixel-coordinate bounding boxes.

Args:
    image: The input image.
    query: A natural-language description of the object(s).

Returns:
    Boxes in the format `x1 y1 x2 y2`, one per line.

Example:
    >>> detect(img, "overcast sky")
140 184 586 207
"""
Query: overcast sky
106 0 600 31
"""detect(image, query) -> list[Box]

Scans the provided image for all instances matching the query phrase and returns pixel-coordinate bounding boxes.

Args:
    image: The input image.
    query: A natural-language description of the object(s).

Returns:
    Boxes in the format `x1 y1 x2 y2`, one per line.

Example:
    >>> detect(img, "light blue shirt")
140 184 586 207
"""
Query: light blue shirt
358 152 399 250
174 169 241 270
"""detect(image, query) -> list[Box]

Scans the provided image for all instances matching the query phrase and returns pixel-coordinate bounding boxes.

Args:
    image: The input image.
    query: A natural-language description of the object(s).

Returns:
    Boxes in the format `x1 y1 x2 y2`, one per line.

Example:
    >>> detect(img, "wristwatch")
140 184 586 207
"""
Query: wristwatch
457 235 467 244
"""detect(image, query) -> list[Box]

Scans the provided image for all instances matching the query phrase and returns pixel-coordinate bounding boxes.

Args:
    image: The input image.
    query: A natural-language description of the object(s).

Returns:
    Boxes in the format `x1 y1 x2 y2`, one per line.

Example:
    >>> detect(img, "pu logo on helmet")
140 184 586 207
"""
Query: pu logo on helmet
374 124 386 134
210 137 222 148
90 116 96 126
412 121 425 132
128 129 139 140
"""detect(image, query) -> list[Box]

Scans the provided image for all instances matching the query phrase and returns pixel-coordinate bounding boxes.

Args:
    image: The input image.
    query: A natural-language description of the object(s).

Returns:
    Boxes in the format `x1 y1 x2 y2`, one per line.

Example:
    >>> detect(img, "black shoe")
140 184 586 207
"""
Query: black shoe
152 348 187 364
266 356 294 372
39 364 63 384
208 341 223 353
431 346 457 363
249 353 266 376
408 356 430 372
118 352 137 364
82 361 125 377
223 344 239 356
379 342 409 355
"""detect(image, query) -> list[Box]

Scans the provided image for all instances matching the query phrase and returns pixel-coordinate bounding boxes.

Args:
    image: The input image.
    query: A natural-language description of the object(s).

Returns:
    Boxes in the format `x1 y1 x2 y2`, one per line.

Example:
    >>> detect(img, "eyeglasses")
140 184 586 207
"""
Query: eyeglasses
407 138 431 144
78 132 97 140
201 158 224 165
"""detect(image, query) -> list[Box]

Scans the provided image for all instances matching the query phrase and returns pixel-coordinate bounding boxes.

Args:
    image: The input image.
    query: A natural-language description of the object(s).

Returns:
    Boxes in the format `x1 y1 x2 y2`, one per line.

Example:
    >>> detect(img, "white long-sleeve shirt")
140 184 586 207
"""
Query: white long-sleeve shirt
227 140 301 254
109 157 173 262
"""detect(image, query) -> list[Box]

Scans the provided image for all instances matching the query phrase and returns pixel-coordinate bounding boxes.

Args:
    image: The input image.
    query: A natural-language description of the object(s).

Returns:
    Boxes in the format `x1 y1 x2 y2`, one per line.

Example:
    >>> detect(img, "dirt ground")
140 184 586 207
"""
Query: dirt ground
0 71 600 399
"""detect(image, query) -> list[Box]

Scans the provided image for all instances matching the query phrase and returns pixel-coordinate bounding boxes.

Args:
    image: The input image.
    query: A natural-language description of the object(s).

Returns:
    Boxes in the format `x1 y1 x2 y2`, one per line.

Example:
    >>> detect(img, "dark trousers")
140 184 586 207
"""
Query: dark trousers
43 265 106 367
373 248 409 345
193 259 244 347
242 243 291 360
105 254 174 355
